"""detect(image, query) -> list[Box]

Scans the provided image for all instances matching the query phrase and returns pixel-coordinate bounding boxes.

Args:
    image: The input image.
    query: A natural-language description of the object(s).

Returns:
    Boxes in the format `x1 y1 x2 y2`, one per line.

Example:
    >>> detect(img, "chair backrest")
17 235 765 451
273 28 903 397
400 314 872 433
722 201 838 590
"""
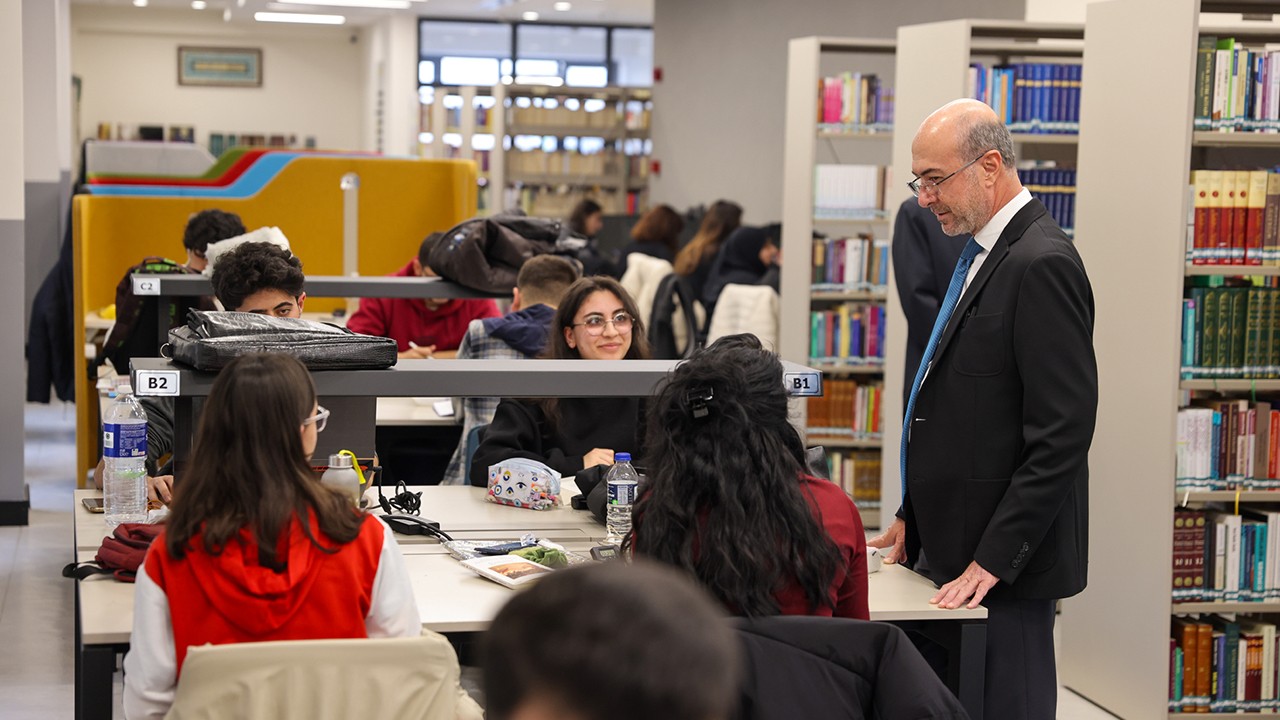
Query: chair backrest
618 253 674 331
166 633 481 720
647 273 703 360
464 423 488 487
731 616 968 720
705 284 779 352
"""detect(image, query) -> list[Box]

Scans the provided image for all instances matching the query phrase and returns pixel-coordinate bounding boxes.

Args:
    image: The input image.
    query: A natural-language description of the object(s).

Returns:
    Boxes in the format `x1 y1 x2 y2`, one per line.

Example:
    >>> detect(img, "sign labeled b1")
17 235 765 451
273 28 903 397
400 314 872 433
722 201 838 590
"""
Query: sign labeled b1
783 372 823 397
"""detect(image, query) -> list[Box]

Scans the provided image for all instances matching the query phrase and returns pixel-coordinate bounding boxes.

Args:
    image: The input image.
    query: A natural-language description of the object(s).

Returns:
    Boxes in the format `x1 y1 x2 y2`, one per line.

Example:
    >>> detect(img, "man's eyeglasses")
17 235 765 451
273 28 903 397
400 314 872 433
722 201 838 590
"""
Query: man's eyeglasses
907 154 986 198
303 405 329 433
572 312 634 337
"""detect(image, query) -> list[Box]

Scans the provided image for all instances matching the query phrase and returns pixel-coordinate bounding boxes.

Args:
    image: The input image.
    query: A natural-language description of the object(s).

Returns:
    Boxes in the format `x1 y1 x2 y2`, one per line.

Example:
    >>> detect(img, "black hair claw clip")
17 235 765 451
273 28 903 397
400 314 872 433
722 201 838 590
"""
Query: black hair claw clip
687 386 714 419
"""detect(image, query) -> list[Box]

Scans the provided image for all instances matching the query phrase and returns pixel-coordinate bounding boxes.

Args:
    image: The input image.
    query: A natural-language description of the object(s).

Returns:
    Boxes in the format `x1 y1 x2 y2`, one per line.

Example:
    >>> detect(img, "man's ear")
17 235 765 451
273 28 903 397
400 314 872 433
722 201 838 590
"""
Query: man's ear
296 292 306 312
411 258 425 277
510 287 523 312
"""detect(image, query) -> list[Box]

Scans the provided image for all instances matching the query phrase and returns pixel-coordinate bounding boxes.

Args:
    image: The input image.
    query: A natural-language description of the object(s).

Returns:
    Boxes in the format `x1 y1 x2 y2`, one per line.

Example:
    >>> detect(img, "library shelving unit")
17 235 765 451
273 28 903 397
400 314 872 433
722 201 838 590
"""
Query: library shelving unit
781 36 897 524
419 84 651 216
1062 0 1280 717
885 18 1085 531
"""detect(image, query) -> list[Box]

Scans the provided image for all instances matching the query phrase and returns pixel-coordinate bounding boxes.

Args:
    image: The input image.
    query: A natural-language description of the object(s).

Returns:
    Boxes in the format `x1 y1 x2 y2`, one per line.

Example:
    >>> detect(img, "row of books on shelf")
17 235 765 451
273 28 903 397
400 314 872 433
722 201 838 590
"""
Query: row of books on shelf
822 450 881 509
805 379 882 439
813 164 888 219
1194 38 1280 133
968 62 1082 134
1172 509 1280 603
1170 613 1280 712
1189 170 1280 265
505 187 644 218
507 149 629 177
810 235 890 289
810 304 885 366
1018 167 1077 235
1177 402 1280 490
1180 284 1280 379
817 72 894 132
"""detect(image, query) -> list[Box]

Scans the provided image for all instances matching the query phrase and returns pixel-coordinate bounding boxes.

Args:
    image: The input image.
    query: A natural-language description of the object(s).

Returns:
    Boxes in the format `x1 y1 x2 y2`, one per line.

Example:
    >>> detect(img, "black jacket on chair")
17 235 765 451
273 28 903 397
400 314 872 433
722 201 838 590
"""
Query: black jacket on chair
904 198 1096 602
732 616 968 720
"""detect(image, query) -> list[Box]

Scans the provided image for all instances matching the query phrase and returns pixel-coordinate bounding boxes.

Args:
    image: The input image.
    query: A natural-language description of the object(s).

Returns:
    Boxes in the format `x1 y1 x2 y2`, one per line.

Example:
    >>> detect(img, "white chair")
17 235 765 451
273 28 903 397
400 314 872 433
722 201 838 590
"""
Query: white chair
618 252 674 330
705 283 780 351
165 633 483 720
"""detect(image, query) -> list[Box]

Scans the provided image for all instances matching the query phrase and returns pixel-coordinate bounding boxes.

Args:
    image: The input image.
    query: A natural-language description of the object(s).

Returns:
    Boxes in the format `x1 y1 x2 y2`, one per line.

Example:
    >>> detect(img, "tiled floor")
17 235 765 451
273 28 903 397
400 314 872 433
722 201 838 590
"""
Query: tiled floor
0 402 1120 719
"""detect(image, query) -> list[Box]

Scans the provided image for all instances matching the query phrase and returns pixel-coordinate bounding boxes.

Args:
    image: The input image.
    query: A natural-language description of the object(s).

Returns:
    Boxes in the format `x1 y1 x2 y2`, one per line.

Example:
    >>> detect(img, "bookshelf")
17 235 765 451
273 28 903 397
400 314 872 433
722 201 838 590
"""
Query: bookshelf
884 19 1085 531
1062 0 1280 717
419 84 651 217
781 37 897 525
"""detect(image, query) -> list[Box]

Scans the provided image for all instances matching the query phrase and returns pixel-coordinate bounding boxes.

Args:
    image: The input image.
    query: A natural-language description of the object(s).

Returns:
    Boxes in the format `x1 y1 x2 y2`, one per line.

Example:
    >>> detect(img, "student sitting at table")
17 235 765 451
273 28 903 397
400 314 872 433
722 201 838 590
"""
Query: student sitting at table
123 353 422 720
624 333 869 620
346 234 501 360
94 241 308 504
469 276 650 486
441 255 581 486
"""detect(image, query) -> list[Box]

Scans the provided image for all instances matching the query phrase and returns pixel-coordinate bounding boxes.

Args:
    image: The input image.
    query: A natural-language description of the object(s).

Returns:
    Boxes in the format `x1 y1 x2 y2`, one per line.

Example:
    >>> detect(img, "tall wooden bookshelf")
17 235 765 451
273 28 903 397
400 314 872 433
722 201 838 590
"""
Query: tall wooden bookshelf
886 19 1085 531
780 37 897 527
1062 0 1280 717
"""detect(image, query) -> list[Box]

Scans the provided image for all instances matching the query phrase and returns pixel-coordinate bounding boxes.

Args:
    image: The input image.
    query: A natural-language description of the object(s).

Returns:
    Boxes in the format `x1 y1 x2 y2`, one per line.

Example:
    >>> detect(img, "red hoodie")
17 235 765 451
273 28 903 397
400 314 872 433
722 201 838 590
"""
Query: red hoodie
144 511 385 674
346 260 501 352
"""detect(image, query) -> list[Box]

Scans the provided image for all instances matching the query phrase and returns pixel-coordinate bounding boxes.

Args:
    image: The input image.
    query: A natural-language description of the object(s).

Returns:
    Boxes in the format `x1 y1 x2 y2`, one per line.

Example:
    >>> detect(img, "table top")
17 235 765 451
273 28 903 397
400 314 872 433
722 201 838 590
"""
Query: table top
75 487 985 646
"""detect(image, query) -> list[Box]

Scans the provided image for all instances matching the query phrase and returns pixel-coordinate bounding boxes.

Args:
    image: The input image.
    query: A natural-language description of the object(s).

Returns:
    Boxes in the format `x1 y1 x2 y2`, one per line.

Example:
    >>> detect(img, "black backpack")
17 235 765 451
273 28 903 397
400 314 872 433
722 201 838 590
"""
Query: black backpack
97 257 213 374
426 215 564 293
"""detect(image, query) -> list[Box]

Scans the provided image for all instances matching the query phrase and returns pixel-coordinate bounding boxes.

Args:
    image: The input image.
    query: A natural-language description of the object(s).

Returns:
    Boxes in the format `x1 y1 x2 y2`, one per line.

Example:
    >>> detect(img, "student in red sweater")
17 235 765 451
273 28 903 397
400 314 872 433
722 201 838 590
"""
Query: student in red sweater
123 353 420 719
346 234 501 359
625 333 869 620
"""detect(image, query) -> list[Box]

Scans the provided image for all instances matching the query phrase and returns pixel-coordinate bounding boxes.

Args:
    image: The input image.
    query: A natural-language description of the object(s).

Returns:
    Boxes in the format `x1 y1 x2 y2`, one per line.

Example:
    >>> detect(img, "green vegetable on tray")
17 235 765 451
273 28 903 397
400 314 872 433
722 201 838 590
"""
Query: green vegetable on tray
509 546 569 568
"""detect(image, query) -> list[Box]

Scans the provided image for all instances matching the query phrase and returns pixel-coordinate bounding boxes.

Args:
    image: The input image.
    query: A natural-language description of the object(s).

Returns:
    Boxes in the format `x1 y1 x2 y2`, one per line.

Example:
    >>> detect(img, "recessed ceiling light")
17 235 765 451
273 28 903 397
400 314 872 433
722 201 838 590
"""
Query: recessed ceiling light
191 0 207 8
522 11 539 21
554 1 571 9
254 11 347 24
132 0 147 6
274 0 411 7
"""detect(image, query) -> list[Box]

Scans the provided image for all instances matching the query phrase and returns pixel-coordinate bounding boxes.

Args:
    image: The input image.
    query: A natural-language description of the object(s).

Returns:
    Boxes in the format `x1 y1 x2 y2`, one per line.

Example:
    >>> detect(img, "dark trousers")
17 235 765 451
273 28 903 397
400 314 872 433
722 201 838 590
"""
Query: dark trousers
913 553 1058 719
980 595 1057 720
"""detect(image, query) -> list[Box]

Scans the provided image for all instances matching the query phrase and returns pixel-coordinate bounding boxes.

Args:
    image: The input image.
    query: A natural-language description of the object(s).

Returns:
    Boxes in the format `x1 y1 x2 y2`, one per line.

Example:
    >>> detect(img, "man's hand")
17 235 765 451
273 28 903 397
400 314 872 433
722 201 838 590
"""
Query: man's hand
147 475 174 506
583 448 615 469
398 344 436 360
930 560 999 609
867 518 906 564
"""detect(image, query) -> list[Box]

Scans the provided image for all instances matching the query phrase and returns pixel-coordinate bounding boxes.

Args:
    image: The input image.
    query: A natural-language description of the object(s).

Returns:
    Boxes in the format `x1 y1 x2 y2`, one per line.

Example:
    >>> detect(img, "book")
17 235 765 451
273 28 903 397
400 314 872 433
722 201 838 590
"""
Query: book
459 554 555 588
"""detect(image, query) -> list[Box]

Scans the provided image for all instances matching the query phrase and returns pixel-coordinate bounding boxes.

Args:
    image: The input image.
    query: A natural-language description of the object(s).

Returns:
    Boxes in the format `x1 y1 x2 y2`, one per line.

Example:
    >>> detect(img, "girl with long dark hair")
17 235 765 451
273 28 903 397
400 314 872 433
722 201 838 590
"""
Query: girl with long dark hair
625 334 868 619
124 353 420 718
673 200 743 300
469 276 651 485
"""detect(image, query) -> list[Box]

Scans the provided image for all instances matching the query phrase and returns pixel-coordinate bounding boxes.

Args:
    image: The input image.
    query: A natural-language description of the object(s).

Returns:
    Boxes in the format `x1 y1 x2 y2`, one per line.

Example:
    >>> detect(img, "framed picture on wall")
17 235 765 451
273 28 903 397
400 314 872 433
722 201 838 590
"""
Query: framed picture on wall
177 47 262 87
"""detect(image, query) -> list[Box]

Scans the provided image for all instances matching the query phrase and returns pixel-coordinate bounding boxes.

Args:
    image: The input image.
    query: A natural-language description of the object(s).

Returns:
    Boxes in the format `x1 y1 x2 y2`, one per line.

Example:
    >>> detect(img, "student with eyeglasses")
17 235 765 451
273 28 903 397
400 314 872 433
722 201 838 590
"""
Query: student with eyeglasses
123 353 427 720
469 276 651 486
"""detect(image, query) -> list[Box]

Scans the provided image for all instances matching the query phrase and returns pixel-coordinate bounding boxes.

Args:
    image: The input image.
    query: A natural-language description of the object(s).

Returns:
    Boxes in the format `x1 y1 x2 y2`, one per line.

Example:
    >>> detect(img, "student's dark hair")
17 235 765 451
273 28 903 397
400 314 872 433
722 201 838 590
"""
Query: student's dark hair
673 200 743 276
210 242 305 311
624 333 844 616
164 353 364 570
516 255 580 308
417 232 445 270
629 204 684 257
538 276 650 428
483 561 740 720
568 199 603 236
182 209 245 255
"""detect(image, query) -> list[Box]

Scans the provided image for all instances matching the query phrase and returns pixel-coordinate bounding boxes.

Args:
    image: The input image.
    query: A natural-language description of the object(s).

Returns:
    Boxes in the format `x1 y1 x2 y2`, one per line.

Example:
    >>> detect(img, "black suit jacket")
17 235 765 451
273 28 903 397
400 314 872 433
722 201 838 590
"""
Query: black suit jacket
891 198 970 405
904 198 1097 601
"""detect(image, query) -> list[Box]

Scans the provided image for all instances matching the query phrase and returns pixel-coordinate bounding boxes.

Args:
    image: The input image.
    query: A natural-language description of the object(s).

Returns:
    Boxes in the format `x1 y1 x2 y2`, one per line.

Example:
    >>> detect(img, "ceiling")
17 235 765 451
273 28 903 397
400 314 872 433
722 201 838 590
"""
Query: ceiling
69 0 654 27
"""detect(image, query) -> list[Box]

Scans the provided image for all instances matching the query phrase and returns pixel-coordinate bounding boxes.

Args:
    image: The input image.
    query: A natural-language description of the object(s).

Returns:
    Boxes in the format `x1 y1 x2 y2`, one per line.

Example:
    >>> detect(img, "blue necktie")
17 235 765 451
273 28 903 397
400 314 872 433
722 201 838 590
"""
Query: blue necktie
900 237 984 499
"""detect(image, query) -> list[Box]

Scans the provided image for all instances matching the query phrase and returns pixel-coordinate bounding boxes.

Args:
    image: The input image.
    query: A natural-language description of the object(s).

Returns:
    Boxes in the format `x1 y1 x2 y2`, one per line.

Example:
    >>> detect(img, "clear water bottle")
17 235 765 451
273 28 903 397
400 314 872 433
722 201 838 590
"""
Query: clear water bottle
605 452 639 544
103 385 148 527
321 453 362 506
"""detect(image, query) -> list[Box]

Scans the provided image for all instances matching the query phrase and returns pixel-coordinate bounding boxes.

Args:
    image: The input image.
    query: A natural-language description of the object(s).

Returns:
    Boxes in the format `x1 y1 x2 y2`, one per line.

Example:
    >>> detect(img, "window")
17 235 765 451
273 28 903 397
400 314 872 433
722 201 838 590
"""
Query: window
611 28 653 88
420 21 512 87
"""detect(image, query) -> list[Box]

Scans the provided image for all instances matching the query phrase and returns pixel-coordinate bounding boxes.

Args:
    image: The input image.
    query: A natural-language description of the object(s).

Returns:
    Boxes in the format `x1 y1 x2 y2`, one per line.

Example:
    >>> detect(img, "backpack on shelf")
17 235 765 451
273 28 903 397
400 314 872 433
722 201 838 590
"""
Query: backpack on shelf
426 215 564 294
97 257 212 375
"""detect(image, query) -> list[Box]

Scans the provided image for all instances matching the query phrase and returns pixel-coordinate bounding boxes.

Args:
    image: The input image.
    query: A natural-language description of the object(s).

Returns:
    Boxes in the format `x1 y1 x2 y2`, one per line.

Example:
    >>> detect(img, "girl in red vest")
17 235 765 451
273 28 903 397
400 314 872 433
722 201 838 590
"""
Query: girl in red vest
123 353 420 719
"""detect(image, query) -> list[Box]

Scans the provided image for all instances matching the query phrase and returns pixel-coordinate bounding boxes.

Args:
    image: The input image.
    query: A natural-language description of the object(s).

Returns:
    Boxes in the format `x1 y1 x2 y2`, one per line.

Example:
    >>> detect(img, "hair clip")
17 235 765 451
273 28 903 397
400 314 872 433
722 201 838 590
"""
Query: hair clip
686 386 714 419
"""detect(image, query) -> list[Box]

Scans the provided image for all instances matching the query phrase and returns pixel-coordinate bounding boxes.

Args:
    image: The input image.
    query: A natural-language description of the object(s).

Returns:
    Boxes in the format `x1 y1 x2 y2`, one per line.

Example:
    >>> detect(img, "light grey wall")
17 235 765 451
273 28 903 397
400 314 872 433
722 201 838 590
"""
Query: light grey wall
650 0 1026 223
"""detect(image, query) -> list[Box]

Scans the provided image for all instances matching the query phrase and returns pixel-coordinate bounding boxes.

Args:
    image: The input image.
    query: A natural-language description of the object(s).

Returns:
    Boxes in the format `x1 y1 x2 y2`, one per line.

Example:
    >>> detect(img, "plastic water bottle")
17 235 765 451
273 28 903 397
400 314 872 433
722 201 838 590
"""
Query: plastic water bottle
103 385 148 527
321 453 362 506
605 452 639 544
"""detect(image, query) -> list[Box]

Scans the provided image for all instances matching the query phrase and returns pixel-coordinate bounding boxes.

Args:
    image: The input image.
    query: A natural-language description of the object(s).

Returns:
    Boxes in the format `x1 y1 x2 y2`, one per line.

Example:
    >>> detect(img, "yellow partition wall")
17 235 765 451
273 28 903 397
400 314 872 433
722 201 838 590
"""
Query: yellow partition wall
75 157 478 484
